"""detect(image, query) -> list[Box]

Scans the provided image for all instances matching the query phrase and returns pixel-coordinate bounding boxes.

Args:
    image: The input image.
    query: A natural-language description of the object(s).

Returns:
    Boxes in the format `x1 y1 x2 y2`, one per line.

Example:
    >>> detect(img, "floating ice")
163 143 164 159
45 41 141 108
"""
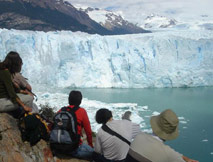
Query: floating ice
35 91 148 132
202 139 208 142
141 106 148 110
152 111 160 116
179 121 187 124
178 116 185 120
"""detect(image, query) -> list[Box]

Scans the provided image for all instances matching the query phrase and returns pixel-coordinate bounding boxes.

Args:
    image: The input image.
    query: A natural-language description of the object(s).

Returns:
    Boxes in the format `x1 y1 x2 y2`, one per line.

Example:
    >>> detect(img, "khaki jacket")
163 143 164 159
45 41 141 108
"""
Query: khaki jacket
129 132 185 162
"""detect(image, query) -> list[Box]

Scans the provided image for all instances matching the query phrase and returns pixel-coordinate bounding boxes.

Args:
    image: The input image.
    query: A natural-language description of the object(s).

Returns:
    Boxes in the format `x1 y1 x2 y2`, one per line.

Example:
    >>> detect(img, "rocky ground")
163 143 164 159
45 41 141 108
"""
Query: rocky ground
0 113 90 162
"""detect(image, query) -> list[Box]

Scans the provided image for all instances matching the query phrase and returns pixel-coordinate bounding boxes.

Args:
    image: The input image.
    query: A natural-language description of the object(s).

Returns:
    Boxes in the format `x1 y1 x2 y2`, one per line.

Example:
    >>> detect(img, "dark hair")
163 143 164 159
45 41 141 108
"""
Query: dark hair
68 90 82 106
0 51 22 74
95 108 112 124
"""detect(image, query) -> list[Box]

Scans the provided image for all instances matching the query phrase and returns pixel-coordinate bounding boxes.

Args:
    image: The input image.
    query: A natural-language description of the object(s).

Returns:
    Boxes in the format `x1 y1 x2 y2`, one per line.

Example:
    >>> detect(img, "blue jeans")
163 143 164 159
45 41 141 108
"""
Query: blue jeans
92 152 126 162
71 143 94 160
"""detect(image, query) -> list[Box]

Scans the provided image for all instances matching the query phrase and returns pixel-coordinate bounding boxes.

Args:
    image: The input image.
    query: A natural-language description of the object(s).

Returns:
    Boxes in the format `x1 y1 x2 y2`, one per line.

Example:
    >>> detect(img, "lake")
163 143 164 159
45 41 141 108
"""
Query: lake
37 86 213 161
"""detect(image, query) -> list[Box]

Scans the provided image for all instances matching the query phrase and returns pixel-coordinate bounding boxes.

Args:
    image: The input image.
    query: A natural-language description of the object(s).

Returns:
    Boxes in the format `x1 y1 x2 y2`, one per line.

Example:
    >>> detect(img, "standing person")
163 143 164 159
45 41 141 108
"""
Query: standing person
51 90 94 160
93 108 141 162
126 109 199 162
0 51 32 114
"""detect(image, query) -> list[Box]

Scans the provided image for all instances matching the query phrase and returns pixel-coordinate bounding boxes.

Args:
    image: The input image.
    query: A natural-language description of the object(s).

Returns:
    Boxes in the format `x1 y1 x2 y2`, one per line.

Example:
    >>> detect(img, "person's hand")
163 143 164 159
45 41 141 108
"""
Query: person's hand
20 89 34 97
23 105 32 112
188 160 199 162
26 90 34 97
182 155 199 162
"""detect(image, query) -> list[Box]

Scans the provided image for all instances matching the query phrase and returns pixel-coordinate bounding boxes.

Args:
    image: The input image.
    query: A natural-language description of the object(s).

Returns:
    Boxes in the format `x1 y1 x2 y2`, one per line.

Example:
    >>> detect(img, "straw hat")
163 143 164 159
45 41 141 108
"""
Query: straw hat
150 109 179 140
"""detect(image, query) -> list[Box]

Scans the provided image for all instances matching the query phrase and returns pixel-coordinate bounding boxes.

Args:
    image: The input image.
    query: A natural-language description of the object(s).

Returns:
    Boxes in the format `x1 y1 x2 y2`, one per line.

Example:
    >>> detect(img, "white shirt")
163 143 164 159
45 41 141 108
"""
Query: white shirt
95 119 141 160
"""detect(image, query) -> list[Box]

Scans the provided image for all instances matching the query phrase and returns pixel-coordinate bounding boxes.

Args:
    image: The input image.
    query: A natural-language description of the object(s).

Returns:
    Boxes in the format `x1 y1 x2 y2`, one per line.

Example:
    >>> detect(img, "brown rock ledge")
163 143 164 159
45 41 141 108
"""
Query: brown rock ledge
0 113 89 162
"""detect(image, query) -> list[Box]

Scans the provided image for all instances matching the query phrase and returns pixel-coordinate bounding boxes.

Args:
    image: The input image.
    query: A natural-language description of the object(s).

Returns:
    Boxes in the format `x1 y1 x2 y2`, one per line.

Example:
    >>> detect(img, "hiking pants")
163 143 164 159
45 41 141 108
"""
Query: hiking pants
0 93 36 112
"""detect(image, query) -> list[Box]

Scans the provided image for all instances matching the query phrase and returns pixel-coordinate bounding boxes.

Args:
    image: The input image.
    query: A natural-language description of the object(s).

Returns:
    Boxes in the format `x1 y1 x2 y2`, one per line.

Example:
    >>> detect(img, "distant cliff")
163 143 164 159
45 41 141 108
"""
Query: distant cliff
0 113 89 162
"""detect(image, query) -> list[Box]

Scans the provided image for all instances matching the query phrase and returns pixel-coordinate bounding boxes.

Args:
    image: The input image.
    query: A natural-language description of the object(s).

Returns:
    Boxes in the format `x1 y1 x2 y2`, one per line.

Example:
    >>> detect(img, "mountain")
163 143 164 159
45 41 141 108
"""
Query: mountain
142 14 177 29
75 6 150 34
0 0 150 35
0 0 112 35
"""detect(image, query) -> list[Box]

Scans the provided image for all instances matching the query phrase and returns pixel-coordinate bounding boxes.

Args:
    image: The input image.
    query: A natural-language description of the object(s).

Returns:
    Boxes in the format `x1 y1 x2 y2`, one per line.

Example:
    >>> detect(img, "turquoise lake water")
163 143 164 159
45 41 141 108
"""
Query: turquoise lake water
70 87 213 162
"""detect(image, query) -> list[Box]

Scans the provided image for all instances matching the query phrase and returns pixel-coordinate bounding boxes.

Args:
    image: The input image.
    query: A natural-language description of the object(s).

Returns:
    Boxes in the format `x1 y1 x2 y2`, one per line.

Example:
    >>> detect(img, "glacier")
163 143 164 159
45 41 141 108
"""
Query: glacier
0 28 213 88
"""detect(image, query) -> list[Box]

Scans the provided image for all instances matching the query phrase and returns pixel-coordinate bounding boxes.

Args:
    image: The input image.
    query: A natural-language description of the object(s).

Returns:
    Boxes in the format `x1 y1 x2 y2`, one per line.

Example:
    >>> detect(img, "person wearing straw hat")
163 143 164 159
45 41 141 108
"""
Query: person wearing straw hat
126 109 198 162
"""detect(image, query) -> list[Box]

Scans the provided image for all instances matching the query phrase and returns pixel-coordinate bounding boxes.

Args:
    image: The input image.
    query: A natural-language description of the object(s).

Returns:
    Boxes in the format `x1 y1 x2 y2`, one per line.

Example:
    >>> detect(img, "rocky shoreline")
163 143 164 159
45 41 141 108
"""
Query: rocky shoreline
0 113 89 162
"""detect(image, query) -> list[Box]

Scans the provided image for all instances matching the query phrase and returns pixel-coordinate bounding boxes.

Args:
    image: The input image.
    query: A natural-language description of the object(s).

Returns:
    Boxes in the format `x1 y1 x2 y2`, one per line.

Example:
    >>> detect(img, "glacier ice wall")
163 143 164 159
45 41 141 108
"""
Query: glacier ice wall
0 29 213 88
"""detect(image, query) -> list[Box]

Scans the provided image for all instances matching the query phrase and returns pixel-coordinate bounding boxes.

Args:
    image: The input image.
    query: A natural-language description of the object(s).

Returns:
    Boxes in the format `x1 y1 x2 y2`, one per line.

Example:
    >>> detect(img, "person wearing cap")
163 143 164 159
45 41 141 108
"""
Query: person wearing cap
126 109 199 162
93 108 141 162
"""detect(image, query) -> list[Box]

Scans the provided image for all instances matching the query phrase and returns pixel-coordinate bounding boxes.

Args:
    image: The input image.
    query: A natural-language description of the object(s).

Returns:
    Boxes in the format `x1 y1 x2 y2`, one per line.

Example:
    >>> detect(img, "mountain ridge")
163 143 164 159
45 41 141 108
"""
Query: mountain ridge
75 6 149 34
0 0 150 35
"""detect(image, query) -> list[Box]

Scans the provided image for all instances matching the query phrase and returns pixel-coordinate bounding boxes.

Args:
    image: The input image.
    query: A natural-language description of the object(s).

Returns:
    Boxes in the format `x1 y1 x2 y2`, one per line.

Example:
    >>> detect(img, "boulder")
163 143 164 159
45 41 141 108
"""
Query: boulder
0 113 89 162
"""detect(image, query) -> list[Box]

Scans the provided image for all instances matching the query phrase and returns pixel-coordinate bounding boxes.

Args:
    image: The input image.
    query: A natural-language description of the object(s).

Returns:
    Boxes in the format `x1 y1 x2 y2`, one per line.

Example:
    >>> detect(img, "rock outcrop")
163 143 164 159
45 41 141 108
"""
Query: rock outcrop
0 113 89 162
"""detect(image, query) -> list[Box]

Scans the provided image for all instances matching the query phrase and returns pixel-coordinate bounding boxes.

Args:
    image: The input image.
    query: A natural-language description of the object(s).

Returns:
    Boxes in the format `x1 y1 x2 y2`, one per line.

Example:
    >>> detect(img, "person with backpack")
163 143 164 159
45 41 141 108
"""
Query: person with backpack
93 108 141 162
50 90 94 160
0 51 33 115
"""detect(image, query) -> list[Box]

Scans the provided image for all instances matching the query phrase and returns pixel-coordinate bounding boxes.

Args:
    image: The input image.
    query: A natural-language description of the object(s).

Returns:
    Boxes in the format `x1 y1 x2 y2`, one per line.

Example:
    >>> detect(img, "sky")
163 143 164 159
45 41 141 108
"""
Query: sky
66 0 213 25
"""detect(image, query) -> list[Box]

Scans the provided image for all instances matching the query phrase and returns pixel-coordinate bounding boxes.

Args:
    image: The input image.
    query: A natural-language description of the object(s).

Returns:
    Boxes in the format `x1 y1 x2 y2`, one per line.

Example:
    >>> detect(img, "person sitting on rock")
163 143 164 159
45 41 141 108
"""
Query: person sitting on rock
93 108 141 162
12 68 39 113
54 90 94 160
0 51 33 116
126 109 199 162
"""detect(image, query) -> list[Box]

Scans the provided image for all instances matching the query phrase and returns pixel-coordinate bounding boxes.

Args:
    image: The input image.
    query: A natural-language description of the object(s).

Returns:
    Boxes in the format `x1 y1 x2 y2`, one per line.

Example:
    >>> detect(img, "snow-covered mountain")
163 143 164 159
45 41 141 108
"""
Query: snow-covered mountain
0 0 111 34
65 0 213 32
142 14 177 29
0 0 149 35
74 5 149 34
0 29 213 88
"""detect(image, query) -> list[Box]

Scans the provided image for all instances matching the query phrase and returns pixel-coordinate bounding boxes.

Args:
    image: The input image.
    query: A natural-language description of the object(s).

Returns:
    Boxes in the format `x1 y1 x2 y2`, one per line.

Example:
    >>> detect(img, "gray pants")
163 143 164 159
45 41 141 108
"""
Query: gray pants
0 93 38 113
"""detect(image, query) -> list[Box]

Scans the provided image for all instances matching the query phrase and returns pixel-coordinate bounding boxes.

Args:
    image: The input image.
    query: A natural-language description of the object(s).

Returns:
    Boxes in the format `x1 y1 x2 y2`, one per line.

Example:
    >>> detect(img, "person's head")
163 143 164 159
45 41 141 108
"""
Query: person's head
122 111 132 121
68 90 82 106
95 108 113 124
150 109 179 141
0 51 22 74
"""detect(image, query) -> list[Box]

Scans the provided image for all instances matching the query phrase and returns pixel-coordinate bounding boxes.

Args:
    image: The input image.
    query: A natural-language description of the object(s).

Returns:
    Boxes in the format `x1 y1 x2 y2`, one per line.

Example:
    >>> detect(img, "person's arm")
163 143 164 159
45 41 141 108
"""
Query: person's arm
4 70 32 112
182 155 199 162
94 133 102 153
82 109 93 147
16 97 32 112
13 73 33 96
4 70 20 103
166 144 198 162
25 84 32 91
131 122 141 139
19 89 34 97
13 81 33 97
13 73 32 91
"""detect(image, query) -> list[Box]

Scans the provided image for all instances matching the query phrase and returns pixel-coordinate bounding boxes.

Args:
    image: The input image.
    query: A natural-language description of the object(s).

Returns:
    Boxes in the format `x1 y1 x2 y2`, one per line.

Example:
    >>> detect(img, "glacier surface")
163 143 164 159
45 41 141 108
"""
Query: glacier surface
0 29 213 88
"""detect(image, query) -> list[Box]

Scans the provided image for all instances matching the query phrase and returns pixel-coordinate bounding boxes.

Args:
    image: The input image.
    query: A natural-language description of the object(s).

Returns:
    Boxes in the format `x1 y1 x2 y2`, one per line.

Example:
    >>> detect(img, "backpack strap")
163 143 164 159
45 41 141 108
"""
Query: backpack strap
61 106 79 112
60 106 81 126
71 106 79 112
102 124 131 145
